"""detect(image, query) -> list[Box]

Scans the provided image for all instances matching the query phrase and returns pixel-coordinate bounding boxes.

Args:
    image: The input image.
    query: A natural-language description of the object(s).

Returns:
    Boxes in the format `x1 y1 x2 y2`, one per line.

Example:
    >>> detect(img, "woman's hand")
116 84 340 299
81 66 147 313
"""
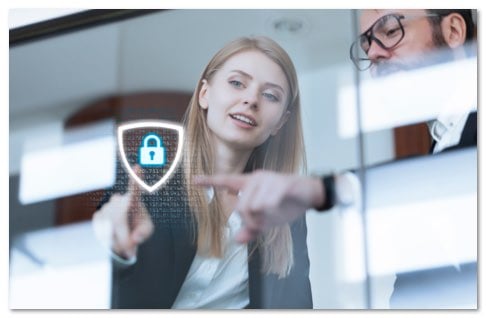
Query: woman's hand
92 166 154 261
195 171 324 243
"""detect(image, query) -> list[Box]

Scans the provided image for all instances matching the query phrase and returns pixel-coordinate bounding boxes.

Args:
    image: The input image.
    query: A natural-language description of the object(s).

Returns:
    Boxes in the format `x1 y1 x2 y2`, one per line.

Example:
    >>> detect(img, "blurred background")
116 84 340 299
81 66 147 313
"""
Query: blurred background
9 9 477 309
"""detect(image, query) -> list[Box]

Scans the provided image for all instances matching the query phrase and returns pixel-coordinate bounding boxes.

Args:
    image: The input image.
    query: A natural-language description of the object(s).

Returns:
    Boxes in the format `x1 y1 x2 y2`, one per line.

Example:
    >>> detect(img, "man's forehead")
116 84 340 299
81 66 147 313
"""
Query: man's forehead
359 9 426 31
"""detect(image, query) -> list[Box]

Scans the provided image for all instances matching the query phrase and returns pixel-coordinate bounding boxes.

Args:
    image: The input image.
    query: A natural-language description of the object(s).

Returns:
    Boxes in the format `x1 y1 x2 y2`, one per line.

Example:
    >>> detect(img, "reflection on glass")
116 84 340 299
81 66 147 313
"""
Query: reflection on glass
349 9 477 309
339 53 477 139
9 222 112 309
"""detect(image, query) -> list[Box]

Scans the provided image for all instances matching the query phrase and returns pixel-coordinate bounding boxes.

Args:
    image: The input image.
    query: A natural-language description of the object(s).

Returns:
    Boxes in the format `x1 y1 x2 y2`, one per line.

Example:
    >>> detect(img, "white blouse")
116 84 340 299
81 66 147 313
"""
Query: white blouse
171 211 249 309
94 187 250 308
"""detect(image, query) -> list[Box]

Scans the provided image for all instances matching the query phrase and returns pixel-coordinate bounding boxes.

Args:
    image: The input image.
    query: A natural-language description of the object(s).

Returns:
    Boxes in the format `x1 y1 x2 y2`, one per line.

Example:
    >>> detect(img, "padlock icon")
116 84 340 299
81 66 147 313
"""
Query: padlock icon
138 133 166 167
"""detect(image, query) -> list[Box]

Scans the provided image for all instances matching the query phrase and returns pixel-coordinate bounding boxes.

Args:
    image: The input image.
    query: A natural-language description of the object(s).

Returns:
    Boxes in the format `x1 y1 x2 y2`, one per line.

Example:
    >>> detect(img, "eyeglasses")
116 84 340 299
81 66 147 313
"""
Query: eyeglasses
350 13 441 71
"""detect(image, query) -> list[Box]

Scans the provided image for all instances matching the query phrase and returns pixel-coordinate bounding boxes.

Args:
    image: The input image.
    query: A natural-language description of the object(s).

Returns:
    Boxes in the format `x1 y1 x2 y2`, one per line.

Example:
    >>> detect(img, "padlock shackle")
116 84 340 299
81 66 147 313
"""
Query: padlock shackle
143 134 161 148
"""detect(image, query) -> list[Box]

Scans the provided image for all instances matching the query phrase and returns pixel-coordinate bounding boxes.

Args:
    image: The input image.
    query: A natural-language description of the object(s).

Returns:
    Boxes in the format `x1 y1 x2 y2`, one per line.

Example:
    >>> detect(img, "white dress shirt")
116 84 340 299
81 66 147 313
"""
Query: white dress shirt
171 211 249 309
429 101 476 154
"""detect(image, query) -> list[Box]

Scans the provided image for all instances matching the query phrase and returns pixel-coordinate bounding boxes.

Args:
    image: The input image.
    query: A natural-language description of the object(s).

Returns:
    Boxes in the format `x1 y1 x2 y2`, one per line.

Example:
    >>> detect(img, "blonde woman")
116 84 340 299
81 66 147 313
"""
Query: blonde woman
93 36 312 309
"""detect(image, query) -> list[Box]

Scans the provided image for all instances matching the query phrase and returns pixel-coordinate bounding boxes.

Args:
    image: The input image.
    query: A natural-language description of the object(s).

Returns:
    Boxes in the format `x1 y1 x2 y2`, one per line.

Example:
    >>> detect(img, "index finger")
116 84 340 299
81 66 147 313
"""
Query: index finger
128 165 143 195
126 165 143 204
194 174 248 193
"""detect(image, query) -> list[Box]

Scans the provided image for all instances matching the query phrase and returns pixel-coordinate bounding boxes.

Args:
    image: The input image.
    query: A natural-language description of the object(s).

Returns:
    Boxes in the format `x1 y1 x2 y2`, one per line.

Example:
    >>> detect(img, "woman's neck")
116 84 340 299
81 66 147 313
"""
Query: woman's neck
212 140 252 175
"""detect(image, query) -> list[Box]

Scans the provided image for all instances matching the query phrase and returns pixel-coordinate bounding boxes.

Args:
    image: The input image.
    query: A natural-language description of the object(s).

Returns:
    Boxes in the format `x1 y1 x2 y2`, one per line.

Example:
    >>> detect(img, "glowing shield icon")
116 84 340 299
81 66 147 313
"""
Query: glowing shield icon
117 121 184 192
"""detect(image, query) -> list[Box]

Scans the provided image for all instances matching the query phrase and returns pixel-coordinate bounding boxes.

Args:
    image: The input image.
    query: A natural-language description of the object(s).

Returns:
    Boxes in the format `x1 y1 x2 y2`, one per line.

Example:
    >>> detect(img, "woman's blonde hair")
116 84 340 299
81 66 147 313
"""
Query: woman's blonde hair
181 36 306 278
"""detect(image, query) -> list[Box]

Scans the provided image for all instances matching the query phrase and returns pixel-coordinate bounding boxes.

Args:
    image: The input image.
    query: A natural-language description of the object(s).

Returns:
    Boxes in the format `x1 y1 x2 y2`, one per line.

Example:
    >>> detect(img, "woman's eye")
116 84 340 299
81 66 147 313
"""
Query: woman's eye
263 92 279 102
229 80 244 88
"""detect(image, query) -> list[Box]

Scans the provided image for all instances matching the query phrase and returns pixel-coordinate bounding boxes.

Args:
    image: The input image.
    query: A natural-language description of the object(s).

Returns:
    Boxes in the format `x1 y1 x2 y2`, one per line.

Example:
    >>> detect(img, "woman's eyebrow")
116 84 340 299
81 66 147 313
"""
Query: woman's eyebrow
229 69 253 79
229 70 285 93
265 82 285 94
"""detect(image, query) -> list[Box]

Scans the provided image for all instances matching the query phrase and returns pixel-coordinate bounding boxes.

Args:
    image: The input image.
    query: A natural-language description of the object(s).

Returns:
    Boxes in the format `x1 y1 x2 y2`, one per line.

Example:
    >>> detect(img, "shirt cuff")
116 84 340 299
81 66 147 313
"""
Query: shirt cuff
92 217 137 266
110 250 137 266
334 171 360 206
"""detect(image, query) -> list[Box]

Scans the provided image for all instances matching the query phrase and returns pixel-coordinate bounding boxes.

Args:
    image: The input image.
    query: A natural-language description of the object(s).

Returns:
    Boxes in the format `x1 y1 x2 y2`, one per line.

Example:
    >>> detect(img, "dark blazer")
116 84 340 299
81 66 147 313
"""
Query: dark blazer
444 111 477 152
100 165 313 309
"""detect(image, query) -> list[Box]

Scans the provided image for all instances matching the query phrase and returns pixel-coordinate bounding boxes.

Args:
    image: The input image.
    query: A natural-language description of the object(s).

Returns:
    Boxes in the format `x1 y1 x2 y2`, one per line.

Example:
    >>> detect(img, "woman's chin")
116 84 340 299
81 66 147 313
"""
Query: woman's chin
227 138 265 152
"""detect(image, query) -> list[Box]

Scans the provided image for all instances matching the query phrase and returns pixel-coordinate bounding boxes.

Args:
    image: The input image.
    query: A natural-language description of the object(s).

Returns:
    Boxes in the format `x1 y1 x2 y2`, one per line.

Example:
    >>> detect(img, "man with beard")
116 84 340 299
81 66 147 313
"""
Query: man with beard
349 9 477 308
197 9 477 308
351 9 477 155
350 10 475 75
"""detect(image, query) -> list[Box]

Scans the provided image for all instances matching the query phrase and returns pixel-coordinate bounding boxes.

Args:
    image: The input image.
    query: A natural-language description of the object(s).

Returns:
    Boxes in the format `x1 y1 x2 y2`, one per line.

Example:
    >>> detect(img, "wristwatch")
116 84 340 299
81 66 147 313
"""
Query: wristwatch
316 174 336 211
316 172 360 212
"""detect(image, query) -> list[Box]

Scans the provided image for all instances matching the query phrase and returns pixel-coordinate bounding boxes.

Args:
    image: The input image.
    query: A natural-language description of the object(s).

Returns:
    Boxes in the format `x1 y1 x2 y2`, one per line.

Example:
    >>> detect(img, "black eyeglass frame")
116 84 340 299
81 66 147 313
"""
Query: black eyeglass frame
349 13 441 71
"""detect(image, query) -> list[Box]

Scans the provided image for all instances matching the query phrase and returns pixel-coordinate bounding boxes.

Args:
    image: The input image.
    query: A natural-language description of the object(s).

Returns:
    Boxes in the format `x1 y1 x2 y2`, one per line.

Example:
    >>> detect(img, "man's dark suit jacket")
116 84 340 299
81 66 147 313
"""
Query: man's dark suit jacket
99 166 313 309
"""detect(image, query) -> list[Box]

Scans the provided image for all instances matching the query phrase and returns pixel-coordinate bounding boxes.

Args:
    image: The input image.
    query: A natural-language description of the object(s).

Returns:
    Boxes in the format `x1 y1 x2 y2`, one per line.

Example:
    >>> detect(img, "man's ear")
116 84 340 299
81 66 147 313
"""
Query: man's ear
198 79 209 109
441 13 467 48
271 111 291 136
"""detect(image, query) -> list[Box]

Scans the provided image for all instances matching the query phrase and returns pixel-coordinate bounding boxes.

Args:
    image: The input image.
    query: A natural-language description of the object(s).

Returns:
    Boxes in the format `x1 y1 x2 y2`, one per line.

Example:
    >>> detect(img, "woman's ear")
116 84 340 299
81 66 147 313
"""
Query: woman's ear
198 79 209 109
271 110 291 136
441 13 467 49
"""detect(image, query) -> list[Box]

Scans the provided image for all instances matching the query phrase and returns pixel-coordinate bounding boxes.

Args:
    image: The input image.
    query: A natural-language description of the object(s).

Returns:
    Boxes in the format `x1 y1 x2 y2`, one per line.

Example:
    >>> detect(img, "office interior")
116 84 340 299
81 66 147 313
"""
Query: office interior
9 9 477 309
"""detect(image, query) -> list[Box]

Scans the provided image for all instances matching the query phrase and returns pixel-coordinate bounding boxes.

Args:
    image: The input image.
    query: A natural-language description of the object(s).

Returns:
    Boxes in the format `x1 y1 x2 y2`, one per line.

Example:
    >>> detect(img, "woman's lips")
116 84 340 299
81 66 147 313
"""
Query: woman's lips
229 113 257 128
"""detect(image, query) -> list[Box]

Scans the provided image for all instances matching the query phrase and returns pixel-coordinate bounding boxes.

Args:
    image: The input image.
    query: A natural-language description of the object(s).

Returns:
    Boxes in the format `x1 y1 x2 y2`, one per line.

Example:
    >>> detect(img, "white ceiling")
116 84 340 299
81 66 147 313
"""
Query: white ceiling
9 9 355 123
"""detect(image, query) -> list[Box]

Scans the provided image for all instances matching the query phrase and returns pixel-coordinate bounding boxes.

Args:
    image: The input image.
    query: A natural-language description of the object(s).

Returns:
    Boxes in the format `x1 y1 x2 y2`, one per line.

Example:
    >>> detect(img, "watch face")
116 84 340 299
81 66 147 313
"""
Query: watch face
335 172 360 206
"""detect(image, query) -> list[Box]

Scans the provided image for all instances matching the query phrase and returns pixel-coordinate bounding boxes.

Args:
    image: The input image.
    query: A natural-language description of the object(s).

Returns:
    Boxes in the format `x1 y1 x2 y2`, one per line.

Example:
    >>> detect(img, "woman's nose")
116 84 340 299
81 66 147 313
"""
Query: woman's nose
243 90 259 109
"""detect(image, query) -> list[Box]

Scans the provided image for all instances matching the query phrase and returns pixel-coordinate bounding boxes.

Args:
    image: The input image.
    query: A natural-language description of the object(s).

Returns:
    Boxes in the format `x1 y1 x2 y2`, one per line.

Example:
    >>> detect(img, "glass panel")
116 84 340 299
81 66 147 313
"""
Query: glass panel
349 9 478 309
9 8 477 310
9 9 364 309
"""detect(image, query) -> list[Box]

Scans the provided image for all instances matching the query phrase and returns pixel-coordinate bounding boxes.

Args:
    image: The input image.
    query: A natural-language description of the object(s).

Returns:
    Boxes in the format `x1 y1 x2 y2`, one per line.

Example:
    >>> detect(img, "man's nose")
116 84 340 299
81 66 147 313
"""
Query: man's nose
366 39 392 63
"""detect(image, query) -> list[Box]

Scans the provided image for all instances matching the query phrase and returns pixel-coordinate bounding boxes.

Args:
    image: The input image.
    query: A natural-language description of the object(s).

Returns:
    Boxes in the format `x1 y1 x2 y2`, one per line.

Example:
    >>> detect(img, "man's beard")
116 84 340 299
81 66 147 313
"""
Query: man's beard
372 26 456 78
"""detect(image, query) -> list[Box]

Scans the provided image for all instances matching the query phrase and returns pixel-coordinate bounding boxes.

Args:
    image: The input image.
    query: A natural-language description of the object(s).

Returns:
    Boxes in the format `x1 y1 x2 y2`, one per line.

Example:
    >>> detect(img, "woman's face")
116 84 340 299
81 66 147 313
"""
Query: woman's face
199 50 290 151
